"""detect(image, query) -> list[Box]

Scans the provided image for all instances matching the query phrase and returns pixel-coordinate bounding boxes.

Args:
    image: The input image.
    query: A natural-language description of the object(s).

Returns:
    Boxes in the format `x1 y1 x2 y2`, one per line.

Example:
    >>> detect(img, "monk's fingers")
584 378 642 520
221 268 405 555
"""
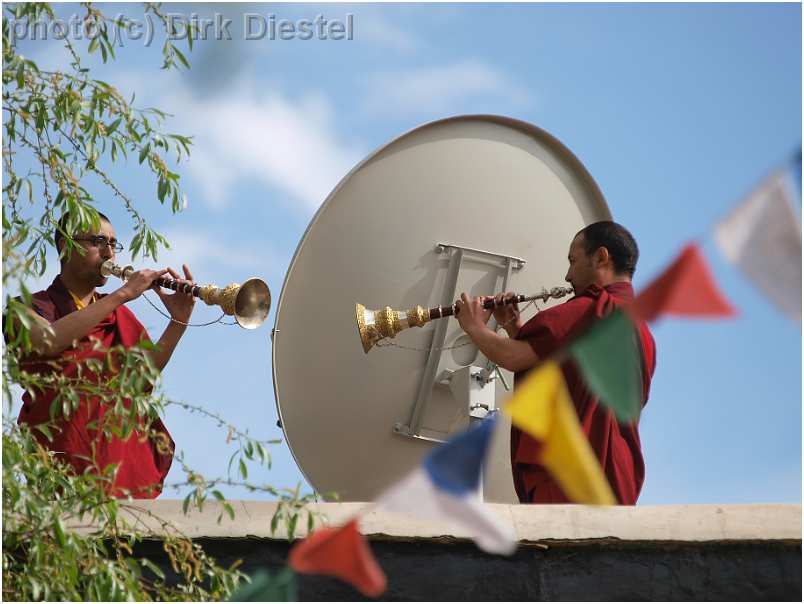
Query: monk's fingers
183 264 194 282
163 266 192 294
151 270 168 291
455 293 468 315
151 268 168 287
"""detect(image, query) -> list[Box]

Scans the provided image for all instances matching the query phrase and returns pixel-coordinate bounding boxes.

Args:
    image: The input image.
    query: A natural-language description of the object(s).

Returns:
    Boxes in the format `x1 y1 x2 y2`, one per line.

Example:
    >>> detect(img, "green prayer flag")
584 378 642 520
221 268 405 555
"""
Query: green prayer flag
229 568 297 602
568 309 642 422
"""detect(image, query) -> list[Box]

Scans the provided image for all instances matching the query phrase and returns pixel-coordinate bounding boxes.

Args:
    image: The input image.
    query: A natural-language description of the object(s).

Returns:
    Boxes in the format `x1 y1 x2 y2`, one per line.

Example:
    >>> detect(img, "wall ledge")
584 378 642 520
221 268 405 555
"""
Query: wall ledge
96 501 801 544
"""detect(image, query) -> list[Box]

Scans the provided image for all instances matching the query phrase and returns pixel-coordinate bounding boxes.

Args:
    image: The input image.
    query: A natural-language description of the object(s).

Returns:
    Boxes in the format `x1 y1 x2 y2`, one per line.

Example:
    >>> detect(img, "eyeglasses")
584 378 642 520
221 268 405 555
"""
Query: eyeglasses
74 235 124 253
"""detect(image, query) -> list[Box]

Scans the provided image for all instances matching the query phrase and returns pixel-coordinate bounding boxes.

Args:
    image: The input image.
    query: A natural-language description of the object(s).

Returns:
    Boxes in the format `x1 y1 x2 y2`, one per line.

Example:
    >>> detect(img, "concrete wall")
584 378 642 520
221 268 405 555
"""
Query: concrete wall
106 502 802 600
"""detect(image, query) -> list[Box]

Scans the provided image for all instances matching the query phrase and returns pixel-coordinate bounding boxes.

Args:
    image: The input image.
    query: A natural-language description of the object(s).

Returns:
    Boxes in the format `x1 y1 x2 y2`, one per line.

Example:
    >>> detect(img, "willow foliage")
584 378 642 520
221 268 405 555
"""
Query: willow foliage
2 4 316 600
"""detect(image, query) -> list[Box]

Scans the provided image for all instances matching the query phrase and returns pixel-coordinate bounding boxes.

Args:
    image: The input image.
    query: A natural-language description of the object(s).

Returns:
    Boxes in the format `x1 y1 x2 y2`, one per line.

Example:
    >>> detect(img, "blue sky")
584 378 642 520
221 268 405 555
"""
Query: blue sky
9 2 801 504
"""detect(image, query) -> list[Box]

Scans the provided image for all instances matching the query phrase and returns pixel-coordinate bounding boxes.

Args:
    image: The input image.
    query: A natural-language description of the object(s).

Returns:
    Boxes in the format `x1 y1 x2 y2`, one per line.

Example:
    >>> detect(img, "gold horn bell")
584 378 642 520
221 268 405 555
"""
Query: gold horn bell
232 278 271 330
355 303 430 353
207 278 271 330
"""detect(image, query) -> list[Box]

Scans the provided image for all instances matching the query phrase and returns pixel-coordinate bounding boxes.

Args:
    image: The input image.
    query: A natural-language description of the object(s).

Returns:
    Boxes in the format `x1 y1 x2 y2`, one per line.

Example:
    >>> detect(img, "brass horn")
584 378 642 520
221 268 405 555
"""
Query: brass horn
101 260 271 329
356 287 573 353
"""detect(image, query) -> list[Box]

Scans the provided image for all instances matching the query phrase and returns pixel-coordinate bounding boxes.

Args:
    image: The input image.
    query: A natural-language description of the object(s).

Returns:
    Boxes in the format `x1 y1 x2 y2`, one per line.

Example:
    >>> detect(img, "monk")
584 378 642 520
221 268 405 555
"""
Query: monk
455 221 656 504
7 212 195 498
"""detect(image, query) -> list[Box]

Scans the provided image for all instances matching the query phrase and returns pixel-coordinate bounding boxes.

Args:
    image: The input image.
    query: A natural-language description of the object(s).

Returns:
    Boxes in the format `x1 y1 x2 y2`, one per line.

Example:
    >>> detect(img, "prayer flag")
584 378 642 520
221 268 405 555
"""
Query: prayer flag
633 243 736 322
288 519 387 598
504 362 616 505
377 416 517 555
228 568 297 601
568 310 642 422
714 170 801 321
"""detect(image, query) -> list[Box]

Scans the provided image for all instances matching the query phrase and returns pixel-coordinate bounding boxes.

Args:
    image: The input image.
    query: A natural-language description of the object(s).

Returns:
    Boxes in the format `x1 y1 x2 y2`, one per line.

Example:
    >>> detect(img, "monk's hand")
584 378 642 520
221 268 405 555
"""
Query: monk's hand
490 291 519 327
155 264 195 324
455 292 492 335
119 268 169 302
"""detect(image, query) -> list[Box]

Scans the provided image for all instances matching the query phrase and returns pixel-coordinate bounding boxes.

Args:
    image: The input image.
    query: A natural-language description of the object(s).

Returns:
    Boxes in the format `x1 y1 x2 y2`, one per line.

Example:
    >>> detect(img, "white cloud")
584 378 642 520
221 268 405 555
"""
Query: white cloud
152 229 282 276
81 69 365 214
362 60 530 116
358 13 419 53
160 81 364 213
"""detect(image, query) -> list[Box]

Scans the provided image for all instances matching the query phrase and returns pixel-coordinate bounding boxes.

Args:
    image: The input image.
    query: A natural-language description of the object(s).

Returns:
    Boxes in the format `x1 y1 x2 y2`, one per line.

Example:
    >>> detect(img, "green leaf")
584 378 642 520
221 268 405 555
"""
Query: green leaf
140 558 166 581
173 45 190 69
129 231 143 259
35 424 53 442
238 458 247 479
107 117 122 135
287 514 298 540
54 517 67 547
138 144 150 165
227 450 238 475
105 38 117 61
35 106 46 131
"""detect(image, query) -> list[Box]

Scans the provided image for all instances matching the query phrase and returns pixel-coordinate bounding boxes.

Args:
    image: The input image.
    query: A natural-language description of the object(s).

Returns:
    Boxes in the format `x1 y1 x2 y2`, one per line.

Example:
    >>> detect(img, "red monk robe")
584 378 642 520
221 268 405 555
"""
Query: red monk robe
15 276 174 498
512 281 656 505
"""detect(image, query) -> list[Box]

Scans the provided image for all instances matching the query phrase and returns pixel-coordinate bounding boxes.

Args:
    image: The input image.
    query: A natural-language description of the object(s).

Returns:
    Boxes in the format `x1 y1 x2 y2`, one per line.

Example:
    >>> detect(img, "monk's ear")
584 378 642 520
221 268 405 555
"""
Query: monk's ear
56 238 66 264
593 246 611 268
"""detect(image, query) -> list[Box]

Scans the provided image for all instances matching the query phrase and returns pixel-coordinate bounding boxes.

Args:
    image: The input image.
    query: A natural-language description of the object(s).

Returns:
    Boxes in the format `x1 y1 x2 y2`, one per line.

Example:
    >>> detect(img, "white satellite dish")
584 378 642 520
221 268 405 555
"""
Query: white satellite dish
272 115 610 502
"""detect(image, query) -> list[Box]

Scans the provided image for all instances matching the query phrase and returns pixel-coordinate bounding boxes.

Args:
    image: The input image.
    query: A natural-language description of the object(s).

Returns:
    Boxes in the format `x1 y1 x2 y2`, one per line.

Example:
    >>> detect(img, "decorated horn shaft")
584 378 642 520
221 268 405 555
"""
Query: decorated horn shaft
100 260 271 330
356 286 573 353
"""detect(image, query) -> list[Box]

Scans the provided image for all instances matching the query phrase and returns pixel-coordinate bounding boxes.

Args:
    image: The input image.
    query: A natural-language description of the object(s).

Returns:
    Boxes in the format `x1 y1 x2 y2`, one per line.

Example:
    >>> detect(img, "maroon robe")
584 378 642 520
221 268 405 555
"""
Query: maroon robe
14 276 173 498
512 281 656 505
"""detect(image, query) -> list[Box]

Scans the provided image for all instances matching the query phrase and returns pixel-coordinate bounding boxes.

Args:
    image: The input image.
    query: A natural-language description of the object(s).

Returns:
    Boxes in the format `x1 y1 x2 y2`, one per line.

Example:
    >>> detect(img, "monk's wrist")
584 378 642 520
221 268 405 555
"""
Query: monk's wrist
166 318 187 334
465 323 490 339
110 288 131 305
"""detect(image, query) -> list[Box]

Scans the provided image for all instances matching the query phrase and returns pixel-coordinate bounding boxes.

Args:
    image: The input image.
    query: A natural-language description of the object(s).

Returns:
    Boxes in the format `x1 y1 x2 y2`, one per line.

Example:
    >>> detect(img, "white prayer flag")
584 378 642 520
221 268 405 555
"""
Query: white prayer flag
714 171 801 321
375 417 517 555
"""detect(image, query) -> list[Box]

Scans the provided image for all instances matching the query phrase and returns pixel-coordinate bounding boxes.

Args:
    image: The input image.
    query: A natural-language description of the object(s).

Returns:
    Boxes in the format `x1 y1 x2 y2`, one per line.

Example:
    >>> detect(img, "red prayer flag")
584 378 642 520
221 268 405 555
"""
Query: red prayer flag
633 243 737 322
288 519 387 598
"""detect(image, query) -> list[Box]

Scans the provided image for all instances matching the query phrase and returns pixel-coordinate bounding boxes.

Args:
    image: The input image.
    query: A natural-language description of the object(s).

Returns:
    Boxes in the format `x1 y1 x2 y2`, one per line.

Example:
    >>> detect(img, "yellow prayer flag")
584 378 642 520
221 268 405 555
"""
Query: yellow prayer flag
504 360 558 440
503 361 616 505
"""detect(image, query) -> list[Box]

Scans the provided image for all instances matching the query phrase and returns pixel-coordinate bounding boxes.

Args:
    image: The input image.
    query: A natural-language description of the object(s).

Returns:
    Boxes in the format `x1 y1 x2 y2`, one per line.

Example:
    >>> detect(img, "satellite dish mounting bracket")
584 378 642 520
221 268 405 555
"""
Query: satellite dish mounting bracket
393 242 524 443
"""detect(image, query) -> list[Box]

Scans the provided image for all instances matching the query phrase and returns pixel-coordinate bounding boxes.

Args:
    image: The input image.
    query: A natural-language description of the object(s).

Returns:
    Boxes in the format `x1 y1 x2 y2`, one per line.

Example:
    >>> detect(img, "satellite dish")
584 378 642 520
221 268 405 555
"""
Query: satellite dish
272 115 610 502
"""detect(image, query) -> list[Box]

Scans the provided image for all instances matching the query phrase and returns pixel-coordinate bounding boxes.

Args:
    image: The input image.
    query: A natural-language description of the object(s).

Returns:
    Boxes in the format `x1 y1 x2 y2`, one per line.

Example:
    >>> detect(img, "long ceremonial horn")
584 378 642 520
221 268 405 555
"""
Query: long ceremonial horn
101 260 271 329
356 287 573 353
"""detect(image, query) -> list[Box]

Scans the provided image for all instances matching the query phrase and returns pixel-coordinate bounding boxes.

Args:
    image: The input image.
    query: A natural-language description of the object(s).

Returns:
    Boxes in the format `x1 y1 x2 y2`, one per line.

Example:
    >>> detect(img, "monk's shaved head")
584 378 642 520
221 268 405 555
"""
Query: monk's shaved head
576 221 639 278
